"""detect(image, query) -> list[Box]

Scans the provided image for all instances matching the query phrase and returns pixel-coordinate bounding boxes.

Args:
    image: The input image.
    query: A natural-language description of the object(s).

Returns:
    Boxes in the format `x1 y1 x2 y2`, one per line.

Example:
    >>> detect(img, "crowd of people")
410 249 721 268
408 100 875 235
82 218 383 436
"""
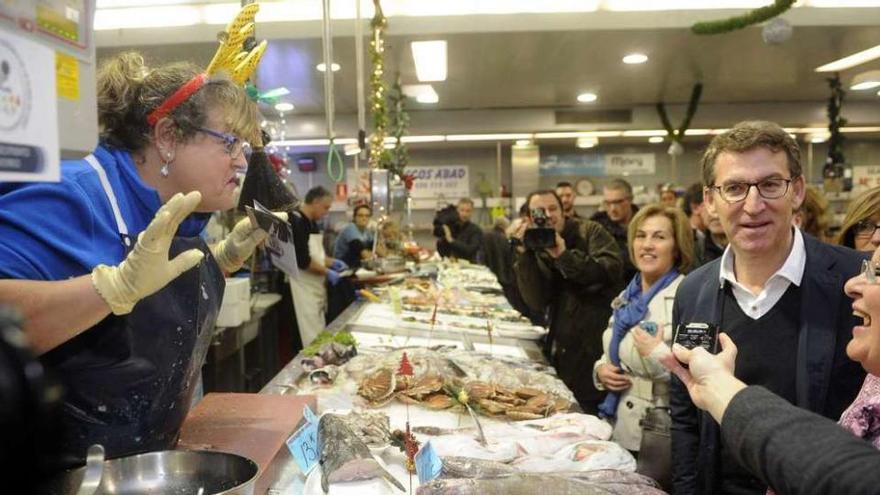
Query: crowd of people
421 120 880 494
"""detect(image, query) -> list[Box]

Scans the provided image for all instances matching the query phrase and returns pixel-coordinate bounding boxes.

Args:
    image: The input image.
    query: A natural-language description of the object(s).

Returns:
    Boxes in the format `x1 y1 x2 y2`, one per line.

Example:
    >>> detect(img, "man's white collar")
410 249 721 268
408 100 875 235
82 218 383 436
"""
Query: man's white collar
718 227 806 288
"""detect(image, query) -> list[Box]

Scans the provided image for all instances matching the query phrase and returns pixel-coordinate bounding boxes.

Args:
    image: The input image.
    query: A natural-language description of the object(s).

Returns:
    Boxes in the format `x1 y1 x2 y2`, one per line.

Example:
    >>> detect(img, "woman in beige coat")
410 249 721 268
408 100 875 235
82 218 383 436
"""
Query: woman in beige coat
593 204 694 452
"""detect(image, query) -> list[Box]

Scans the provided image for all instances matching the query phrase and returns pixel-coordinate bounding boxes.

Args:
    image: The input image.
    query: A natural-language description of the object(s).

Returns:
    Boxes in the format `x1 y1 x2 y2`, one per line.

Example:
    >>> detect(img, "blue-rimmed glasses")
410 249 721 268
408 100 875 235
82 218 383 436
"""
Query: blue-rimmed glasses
195 127 250 159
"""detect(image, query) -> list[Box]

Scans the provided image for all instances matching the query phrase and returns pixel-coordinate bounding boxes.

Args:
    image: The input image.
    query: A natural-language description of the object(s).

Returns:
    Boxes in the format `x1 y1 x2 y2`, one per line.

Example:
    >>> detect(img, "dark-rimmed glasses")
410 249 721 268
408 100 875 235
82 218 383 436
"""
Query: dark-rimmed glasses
195 127 250 159
854 220 880 239
709 177 794 203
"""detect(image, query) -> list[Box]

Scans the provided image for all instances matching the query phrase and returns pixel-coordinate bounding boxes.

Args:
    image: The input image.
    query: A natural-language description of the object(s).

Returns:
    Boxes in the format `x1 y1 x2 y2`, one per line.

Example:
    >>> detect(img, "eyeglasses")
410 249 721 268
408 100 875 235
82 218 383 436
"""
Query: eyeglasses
195 127 251 159
709 177 794 203
862 259 880 284
854 220 880 239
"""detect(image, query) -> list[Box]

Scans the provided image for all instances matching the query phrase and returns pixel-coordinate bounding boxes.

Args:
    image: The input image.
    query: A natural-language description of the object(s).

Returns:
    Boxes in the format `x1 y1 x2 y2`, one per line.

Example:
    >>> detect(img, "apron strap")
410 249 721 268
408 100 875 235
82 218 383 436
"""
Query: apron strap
84 154 133 249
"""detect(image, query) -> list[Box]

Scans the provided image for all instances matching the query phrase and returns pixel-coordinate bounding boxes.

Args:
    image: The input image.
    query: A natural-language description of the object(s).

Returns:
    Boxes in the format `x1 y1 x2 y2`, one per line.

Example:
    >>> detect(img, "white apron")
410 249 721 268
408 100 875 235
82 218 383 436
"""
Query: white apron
289 232 327 346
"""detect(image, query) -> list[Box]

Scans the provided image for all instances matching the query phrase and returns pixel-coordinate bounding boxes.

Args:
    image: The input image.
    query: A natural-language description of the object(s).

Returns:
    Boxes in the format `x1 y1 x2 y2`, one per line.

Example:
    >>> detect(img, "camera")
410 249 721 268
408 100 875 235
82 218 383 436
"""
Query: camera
432 204 460 238
523 207 557 250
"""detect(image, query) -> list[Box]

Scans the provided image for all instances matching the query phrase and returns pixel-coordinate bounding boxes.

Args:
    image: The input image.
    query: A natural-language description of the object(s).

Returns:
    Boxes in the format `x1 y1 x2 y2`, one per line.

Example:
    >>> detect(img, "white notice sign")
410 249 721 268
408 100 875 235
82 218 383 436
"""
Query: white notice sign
604 154 655 176
0 28 59 183
404 165 470 199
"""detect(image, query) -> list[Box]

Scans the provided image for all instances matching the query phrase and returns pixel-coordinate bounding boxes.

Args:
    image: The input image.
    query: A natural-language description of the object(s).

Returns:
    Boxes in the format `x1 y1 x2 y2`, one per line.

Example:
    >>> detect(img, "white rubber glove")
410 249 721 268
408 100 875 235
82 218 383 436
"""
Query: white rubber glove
91 191 206 315
211 212 288 273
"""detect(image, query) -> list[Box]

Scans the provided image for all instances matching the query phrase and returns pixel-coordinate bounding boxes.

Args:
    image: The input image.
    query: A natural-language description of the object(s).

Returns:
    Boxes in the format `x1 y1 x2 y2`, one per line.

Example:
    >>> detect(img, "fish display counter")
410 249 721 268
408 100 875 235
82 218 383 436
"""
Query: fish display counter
256 262 667 494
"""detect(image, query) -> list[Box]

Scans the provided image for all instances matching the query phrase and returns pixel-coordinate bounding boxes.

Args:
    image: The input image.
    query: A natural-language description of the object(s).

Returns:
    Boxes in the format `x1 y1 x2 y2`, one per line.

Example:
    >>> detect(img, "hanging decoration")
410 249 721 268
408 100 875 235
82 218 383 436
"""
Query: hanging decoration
368 0 391 170
388 73 412 183
823 74 847 189
656 83 703 156
691 0 795 35
761 17 793 45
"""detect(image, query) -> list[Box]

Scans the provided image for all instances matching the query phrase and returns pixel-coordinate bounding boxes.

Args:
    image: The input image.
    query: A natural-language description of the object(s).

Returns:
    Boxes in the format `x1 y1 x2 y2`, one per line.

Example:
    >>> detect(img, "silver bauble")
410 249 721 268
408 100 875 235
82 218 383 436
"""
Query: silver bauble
667 141 684 156
762 18 793 45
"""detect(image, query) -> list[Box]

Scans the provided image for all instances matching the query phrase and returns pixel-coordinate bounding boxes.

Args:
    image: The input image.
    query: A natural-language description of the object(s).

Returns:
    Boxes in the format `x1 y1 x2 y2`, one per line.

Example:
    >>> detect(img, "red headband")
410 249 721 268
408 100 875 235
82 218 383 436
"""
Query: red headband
146 73 208 127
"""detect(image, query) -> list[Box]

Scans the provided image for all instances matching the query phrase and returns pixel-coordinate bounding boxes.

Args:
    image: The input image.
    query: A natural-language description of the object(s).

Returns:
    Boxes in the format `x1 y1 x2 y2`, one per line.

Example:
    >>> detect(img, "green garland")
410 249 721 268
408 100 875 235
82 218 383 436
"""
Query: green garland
825 74 847 170
692 0 795 35
368 0 391 169
387 74 410 179
656 83 703 143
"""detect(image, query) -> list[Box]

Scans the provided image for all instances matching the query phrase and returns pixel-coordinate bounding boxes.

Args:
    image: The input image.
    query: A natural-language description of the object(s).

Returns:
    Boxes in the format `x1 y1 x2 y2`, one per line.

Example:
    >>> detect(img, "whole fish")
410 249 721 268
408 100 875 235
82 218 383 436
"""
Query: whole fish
416 474 615 495
318 414 405 493
439 456 516 479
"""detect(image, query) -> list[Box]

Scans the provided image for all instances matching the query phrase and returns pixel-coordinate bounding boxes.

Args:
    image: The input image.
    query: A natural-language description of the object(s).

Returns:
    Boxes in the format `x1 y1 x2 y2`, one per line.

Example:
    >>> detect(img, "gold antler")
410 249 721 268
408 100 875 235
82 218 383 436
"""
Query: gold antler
205 3 266 84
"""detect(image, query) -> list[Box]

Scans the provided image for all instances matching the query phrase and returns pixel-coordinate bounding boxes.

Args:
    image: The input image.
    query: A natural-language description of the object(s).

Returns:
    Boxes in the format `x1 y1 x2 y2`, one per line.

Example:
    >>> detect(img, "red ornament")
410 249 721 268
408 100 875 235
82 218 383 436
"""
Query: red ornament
402 173 415 191
397 352 414 377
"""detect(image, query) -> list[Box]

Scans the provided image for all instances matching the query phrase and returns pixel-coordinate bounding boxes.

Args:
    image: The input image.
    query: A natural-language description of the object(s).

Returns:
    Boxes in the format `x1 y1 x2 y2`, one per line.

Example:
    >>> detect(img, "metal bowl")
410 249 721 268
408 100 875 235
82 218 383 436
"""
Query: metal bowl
48 450 258 495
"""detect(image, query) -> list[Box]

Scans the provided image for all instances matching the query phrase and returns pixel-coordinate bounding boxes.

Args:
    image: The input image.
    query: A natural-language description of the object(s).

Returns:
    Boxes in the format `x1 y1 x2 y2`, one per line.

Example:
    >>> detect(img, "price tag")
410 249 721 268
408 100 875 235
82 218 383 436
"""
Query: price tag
303 404 319 425
415 440 442 484
286 420 319 474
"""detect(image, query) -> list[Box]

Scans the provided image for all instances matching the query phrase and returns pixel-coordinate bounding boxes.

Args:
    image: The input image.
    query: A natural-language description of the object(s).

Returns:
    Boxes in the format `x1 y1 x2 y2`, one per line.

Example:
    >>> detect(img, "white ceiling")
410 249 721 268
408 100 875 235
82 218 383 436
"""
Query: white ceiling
95 3 880 141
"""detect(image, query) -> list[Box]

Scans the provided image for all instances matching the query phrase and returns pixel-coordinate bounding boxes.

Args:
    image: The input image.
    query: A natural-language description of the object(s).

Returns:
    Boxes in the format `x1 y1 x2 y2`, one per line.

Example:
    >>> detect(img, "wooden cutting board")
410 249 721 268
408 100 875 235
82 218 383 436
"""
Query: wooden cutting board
178 393 317 494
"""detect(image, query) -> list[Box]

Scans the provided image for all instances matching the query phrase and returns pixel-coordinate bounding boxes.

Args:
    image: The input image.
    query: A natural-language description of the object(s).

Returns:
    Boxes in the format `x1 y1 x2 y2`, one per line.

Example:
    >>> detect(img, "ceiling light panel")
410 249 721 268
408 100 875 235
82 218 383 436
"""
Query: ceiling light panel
622 53 648 64
577 92 598 103
316 63 341 72
411 40 448 82
816 44 880 72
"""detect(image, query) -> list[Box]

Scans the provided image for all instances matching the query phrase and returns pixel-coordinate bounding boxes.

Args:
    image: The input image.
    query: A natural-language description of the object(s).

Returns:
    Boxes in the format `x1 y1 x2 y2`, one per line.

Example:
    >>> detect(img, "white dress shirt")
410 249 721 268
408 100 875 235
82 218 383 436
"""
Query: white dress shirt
718 228 806 320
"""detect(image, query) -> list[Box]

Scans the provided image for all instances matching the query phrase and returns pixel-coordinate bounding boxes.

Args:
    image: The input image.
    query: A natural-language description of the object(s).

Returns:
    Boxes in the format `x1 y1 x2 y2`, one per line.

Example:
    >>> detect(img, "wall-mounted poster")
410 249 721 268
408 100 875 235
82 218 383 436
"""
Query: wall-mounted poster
404 165 470 199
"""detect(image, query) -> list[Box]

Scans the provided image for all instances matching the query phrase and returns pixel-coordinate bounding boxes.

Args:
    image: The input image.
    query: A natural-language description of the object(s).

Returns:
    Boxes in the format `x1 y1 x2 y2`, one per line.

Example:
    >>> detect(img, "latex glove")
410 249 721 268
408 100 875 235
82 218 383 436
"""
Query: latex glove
330 259 348 272
212 212 288 272
91 191 205 315
326 269 342 286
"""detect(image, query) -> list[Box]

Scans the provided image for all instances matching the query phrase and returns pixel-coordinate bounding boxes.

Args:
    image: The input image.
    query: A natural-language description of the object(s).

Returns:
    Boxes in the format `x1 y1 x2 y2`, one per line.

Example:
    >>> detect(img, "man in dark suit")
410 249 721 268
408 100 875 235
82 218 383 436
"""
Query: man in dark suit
670 121 866 495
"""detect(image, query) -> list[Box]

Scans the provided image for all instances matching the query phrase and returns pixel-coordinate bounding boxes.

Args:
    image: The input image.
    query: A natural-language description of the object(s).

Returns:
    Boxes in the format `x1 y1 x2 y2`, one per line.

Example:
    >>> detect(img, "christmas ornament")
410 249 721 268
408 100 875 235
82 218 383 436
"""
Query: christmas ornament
762 17 793 45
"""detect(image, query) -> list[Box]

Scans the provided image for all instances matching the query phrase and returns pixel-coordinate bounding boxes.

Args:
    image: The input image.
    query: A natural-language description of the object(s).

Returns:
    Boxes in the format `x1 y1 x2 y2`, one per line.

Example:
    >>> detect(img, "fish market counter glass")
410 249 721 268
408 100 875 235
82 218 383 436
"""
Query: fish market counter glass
256 265 663 494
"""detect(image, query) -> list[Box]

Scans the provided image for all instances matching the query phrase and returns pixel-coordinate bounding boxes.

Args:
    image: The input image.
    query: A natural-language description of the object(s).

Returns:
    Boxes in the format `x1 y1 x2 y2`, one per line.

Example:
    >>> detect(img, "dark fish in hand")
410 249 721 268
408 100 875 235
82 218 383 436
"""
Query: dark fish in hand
319 414 405 493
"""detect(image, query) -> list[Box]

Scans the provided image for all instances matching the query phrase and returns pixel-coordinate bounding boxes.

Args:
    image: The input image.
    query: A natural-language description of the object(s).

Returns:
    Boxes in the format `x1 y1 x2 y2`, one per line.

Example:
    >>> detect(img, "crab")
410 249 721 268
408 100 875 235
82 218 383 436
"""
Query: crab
398 374 444 399
358 368 396 405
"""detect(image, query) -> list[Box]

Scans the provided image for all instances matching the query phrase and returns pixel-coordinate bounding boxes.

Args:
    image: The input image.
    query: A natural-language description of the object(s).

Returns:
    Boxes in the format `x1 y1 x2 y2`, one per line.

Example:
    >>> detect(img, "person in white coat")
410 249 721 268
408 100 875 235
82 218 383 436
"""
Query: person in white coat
593 204 695 452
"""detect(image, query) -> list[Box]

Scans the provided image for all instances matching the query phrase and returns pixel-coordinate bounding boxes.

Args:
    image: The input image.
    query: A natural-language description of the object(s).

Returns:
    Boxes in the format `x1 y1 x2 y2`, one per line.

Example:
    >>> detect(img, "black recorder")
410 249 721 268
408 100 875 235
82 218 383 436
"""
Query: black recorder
673 322 720 356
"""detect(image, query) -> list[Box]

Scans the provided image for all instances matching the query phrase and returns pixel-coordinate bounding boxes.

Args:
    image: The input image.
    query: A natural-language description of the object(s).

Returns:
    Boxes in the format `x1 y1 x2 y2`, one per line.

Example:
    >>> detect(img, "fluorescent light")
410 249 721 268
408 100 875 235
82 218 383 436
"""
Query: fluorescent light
816 44 880 72
343 143 361 156
274 102 294 112
684 129 712 136
316 62 341 72
622 53 649 64
850 70 880 90
604 0 768 10
841 126 880 133
447 133 533 142
400 135 446 143
809 133 829 144
622 129 666 137
577 92 598 103
534 131 623 139
515 139 532 146
416 87 439 104
383 142 397 149
649 136 665 143
411 40 447 82
577 137 598 148
95 5 201 29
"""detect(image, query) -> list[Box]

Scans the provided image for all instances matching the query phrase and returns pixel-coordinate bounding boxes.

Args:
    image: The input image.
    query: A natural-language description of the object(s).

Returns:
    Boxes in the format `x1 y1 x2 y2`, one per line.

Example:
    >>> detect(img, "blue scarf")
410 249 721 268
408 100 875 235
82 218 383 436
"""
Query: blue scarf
597 268 679 419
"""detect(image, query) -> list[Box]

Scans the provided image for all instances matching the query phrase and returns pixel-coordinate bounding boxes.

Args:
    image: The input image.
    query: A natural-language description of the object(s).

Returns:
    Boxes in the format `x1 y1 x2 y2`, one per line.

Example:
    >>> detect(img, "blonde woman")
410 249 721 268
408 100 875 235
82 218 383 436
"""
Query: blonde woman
594 204 695 453
836 187 880 252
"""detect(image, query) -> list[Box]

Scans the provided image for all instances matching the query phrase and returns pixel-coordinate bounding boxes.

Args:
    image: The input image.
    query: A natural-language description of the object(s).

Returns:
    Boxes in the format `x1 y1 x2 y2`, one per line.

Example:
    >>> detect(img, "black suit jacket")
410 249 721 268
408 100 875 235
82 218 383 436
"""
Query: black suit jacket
670 233 867 495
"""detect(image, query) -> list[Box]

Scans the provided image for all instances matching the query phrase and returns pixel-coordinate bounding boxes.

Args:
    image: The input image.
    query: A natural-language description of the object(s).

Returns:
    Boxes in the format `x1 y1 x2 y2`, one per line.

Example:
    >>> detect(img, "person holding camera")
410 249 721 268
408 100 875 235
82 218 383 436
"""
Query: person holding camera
669 121 865 495
436 198 483 263
511 189 623 413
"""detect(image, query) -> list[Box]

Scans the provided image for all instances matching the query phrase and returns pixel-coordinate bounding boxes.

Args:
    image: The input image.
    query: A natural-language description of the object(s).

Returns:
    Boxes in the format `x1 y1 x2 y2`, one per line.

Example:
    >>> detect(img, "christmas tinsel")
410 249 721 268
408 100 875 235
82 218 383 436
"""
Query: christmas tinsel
656 83 704 143
368 0 391 169
387 74 410 179
825 74 847 173
692 0 795 35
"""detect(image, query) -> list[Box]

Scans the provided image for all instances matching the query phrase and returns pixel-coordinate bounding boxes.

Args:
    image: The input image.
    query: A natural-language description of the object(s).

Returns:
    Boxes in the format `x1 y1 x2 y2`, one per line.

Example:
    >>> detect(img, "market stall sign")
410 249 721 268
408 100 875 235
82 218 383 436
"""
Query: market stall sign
539 153 656 177
403 165 470 199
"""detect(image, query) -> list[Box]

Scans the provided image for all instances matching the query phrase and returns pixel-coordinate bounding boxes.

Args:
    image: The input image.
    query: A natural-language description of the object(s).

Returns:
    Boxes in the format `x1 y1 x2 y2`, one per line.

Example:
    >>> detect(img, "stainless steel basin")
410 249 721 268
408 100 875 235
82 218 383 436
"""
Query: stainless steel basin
48 450 258 495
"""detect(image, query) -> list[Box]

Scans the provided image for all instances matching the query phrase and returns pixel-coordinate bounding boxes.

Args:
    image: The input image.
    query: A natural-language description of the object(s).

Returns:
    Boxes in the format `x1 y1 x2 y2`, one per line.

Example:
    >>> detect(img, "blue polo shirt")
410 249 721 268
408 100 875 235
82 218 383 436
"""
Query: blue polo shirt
0 144 208 281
